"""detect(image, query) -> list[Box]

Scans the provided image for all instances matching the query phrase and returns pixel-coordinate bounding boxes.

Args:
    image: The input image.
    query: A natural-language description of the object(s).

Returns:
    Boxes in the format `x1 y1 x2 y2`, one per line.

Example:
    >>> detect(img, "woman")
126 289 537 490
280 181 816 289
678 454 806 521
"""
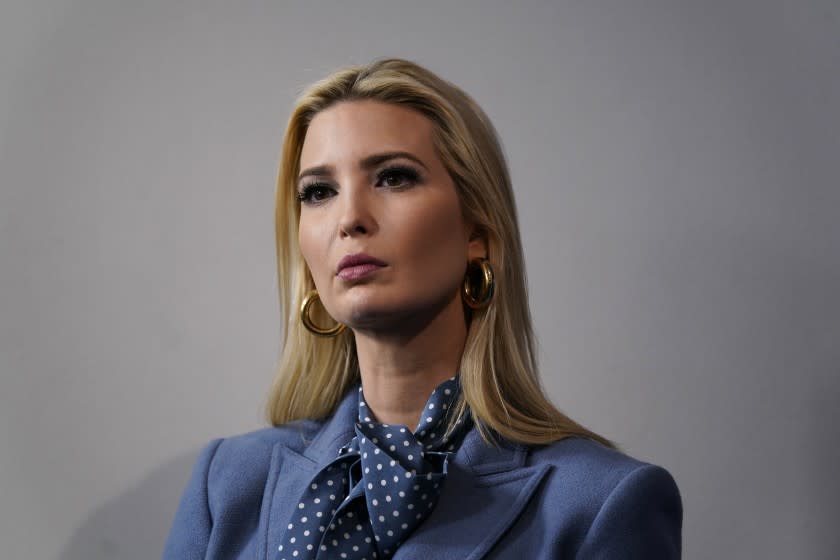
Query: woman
164 58 682 559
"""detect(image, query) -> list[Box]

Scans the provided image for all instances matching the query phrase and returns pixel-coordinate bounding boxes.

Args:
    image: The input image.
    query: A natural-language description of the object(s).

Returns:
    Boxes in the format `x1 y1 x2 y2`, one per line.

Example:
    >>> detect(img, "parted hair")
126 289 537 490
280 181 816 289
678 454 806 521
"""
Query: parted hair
266 58 611 447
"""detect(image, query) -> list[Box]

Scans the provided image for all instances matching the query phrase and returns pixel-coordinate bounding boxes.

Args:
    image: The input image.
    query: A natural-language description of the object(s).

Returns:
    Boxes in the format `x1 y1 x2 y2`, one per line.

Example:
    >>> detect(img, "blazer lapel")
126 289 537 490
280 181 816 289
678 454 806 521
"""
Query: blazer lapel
393 429 550 560
258 390 549 560
258 389 358 560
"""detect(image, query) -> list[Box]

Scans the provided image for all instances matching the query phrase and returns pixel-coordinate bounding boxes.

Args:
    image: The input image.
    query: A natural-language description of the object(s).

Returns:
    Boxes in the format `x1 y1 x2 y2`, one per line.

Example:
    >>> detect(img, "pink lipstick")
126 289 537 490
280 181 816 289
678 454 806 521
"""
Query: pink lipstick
336 253 387 281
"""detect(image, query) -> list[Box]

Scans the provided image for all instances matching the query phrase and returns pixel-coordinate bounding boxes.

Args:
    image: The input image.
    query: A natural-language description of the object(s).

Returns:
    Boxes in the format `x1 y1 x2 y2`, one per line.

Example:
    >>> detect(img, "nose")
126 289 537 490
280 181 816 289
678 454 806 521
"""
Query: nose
337 178 378 239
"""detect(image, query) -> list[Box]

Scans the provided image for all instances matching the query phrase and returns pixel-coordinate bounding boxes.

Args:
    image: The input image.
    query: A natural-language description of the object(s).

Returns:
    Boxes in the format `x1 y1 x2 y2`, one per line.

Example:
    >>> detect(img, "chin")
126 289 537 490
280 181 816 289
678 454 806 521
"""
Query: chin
341 299 407 330
338 288 460 333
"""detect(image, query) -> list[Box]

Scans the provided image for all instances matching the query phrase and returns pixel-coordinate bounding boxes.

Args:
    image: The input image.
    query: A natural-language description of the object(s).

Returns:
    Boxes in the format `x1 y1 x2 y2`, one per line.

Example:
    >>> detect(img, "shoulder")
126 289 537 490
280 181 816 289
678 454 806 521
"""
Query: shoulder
204 419 324 476
527 437 683 558
529 435 670 493
192 418 329 507
163 419 326 559
207 421 320 503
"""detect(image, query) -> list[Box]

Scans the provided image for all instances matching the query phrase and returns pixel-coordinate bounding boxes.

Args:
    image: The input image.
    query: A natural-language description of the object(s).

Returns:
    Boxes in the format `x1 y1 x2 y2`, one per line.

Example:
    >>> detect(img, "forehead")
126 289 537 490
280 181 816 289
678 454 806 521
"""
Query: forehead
300 100 436 168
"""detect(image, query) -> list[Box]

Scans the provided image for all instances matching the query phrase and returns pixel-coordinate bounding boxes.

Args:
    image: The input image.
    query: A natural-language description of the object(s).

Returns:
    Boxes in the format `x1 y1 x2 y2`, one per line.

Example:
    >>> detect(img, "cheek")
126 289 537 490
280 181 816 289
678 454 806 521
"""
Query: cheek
298 214 329 282
398 198 468 282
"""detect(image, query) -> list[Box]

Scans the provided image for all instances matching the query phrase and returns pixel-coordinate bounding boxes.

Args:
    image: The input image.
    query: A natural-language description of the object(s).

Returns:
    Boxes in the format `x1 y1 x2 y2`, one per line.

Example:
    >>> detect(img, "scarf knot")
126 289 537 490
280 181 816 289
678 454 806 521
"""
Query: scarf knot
276 377 470 560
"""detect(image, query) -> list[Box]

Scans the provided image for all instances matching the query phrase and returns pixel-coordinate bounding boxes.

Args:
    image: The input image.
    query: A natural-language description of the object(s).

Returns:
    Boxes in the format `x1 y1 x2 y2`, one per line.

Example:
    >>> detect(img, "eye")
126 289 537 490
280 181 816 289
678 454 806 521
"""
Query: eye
376 166 420 189
297 183 335 205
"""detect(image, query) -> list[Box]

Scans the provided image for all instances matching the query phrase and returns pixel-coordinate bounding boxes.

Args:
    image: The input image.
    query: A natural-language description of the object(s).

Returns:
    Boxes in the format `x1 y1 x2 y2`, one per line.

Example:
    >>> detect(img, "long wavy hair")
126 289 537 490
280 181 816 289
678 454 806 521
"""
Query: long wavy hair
266 58 611 447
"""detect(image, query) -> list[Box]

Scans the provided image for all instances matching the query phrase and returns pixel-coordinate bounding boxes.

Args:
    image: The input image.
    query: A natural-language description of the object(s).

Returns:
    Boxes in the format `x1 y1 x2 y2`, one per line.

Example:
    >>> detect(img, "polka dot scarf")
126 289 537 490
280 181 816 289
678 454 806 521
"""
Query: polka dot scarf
276 376 470 560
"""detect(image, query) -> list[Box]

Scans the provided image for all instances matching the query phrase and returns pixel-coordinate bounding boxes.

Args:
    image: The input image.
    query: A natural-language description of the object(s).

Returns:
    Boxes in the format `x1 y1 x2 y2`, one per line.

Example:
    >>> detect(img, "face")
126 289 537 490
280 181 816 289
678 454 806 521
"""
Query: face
297 99 485 332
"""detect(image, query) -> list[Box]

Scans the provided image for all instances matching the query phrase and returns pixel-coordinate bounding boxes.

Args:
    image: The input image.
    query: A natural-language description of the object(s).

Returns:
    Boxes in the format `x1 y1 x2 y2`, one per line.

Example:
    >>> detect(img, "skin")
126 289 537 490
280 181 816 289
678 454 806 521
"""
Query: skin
297 99 486 430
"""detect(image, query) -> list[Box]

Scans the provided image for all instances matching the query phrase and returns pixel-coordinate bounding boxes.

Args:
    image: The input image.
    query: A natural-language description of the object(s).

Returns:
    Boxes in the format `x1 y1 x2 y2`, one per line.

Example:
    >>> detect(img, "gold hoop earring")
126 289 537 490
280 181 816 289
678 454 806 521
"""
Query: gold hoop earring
462 258 494 309
300 290 346 337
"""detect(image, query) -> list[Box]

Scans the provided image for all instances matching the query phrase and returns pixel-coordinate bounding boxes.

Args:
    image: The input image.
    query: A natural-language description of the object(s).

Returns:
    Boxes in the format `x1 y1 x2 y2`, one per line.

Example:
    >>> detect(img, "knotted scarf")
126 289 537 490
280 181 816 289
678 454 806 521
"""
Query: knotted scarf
276 376 470 560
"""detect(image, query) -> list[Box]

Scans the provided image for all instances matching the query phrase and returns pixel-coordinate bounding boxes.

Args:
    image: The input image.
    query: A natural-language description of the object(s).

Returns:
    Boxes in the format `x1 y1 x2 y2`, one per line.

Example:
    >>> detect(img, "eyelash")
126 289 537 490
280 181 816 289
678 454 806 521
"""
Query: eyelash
296 165 421 205
295 182 333 205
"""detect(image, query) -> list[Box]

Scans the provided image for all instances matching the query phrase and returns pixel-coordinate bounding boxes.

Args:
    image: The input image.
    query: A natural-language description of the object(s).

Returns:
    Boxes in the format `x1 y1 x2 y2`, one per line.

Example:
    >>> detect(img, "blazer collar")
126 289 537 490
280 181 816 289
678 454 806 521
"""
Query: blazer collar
262 385 549 560
303 384 528 474
393 416 549 559
302 384 359 465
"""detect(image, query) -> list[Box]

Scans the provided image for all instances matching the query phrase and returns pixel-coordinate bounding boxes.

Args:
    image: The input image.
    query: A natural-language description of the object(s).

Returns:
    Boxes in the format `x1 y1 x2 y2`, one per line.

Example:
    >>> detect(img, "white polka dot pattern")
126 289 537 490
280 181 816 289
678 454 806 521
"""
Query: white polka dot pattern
275 377 469 560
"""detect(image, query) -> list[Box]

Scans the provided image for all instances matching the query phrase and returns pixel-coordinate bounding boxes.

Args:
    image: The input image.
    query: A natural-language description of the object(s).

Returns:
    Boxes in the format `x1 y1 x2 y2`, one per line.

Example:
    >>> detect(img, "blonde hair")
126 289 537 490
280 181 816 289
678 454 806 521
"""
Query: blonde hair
267 58 611 448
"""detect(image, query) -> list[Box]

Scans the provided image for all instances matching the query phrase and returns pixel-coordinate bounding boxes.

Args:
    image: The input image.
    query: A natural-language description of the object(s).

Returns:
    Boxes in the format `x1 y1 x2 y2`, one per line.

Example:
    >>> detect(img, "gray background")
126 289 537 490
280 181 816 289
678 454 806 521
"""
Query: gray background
1 1 838 558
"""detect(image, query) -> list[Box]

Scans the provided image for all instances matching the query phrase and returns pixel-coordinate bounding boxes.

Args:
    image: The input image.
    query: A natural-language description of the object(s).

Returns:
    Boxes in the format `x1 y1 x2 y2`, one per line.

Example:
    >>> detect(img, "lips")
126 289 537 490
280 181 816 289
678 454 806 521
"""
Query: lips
336 253 387 280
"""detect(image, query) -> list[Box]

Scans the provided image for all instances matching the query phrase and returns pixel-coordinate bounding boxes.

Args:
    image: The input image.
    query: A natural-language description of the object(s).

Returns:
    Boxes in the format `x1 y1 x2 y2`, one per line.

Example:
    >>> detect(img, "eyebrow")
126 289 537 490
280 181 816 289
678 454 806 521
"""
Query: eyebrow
297 151 428 184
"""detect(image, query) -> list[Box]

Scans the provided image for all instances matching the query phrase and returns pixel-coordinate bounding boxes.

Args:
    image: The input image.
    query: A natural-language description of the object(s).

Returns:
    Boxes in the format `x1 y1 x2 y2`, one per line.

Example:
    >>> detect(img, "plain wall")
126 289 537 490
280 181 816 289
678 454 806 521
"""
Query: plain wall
1 1 838 558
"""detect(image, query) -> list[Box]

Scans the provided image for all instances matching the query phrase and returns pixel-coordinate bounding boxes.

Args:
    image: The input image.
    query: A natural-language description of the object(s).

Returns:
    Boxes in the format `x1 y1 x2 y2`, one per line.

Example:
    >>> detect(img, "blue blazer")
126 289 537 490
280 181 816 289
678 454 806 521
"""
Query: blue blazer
164 388 682 559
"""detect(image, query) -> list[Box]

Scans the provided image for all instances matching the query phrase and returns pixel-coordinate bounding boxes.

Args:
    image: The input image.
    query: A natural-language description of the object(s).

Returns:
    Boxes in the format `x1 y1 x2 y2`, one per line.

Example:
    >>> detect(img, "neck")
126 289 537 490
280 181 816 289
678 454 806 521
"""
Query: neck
352 293 467 430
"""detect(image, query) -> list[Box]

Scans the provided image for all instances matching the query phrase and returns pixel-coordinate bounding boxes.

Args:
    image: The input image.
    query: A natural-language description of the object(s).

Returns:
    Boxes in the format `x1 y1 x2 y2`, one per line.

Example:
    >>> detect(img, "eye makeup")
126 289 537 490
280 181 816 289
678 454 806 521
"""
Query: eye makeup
374 164 422 189
296 181 335 204
296 162 424 205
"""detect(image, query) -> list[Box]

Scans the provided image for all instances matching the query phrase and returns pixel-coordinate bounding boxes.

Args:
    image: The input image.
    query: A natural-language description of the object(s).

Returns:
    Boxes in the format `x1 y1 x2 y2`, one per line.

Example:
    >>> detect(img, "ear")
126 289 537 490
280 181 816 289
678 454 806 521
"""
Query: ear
467 224 489 261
